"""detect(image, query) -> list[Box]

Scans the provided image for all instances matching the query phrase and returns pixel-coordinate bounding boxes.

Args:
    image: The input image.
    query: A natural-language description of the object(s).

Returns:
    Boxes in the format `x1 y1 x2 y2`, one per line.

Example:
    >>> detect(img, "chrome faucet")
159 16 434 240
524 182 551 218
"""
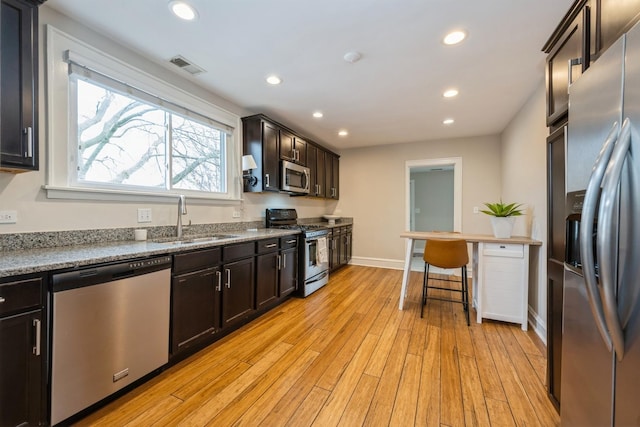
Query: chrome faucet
176 195 187 238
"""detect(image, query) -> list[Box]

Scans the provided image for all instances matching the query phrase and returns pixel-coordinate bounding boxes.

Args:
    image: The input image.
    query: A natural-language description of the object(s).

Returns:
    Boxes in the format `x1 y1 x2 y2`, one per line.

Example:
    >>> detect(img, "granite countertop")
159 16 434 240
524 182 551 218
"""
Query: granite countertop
0 228 299 279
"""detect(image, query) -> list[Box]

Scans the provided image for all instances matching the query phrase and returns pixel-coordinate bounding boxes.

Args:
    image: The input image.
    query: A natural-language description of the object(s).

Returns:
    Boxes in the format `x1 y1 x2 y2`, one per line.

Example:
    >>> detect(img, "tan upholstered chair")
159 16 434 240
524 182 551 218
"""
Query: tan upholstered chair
420 238 470 325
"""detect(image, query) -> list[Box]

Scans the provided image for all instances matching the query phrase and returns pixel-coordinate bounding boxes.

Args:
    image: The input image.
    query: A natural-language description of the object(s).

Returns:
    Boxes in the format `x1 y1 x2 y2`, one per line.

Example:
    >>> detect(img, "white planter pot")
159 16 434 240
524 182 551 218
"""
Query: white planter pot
490 216 515 238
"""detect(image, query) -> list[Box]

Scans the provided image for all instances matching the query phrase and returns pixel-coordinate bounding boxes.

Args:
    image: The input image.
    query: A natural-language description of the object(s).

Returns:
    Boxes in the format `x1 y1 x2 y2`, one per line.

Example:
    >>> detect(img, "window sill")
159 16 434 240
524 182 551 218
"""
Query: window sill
43 185 242 205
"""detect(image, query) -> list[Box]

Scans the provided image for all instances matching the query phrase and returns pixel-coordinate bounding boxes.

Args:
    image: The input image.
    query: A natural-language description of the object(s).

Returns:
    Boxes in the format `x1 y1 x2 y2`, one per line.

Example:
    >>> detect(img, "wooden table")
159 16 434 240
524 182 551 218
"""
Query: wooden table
399 231 542 330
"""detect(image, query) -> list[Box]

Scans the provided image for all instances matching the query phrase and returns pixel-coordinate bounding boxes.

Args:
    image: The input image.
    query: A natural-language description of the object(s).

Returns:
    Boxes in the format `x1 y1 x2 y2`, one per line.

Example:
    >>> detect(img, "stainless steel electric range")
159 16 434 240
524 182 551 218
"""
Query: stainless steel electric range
265 209 329 297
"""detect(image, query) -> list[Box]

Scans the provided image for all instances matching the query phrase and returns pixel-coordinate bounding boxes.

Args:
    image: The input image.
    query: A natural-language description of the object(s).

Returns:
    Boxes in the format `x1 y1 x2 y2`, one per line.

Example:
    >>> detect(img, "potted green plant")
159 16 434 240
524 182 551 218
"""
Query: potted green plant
481 200 524 238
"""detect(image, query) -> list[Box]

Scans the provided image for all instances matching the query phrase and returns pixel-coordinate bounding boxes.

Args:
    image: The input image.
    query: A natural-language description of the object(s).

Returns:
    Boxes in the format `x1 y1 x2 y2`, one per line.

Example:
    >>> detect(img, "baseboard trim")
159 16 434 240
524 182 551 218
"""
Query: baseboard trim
527 306 547 345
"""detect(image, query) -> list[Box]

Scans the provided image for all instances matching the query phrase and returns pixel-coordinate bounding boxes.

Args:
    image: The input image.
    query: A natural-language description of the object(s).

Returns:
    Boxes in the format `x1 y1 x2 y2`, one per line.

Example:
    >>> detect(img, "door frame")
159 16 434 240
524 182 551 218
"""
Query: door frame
405 157 462 232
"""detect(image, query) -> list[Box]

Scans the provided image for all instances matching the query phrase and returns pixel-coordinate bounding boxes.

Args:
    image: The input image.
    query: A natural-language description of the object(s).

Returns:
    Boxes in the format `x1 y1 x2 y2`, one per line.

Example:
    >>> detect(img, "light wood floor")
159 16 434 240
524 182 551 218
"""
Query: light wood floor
73 265 559 427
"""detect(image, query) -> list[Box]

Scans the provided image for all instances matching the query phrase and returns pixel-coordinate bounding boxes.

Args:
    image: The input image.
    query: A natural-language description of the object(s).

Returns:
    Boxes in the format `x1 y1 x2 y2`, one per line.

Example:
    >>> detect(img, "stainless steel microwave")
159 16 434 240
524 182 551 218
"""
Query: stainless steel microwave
281 160 310 194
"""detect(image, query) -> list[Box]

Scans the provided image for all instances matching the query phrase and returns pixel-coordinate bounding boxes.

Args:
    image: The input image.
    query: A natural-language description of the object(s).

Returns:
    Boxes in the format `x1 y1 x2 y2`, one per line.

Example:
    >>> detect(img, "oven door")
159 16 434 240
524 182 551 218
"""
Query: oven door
305 235 329 279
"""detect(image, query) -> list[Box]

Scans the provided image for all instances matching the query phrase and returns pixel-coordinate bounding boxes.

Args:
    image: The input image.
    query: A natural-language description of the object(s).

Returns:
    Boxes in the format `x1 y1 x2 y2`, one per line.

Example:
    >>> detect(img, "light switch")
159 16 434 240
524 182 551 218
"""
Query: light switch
0 210 17 224
137 208 152 223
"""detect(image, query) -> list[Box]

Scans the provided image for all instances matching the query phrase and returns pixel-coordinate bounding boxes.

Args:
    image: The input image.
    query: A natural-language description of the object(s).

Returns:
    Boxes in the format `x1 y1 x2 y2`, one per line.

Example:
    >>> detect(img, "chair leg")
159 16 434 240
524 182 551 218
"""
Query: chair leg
420 263 427 318
462 266 470 326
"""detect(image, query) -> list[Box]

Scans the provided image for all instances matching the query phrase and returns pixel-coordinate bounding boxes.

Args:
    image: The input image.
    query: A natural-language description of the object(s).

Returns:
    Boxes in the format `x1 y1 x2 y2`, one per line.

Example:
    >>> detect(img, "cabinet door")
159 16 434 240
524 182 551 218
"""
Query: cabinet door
171 267 220 355
307 144 318 196
325 153 340 199
280 130 295 162
597 0 640 55
256 252 279 309
0 309 43 427
262 121 280 192
546 7 589 126
294 137 306 166
547 259 564 408
279 247 297 297
344 228 352 264
0 0 38 171
222 257 255 328
547 126 566 262
316 148 326 198
339 229 348 266
329 231 341 271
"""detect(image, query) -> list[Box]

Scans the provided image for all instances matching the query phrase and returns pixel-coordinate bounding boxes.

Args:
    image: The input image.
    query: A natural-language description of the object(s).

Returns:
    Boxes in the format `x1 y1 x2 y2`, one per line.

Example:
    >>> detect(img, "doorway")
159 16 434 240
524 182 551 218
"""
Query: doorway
406 157 462 270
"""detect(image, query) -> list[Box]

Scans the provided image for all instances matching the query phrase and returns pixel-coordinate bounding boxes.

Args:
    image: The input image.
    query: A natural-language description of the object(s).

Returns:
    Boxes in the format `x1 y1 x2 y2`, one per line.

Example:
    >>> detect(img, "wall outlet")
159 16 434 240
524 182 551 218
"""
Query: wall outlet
473 206 479 214
232 210 241 218
137 208 152 223
0 210 17 224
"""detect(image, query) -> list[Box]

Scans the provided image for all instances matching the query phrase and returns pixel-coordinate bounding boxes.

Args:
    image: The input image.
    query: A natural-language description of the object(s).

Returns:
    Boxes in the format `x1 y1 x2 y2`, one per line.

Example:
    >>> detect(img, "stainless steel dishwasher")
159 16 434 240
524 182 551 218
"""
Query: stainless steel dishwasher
50 255 171 425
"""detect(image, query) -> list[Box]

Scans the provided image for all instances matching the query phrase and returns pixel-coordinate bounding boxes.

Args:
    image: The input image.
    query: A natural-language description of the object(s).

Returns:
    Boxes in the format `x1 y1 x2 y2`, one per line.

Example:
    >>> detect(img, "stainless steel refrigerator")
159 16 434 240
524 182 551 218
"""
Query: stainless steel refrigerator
563 18 640 427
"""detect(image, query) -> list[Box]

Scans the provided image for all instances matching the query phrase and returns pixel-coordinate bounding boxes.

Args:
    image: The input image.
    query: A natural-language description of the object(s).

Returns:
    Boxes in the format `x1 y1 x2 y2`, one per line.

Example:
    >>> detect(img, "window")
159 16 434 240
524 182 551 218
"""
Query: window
45 25 241 202
72 76 227 193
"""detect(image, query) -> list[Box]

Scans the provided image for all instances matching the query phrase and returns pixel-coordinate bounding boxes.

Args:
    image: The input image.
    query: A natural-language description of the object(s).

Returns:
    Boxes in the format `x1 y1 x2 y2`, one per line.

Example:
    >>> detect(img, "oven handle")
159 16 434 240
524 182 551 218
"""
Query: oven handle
306 270 329 285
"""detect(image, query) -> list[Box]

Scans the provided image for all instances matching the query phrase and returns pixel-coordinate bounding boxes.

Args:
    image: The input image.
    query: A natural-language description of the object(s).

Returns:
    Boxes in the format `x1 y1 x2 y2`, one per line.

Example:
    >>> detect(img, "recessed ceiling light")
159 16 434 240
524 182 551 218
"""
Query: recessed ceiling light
266 75 282 85
443 118 455 125
343 51 362 63
168 1 198 21
338 130 349 136
443 88 459 98
443 30 466 45
313 111 324 118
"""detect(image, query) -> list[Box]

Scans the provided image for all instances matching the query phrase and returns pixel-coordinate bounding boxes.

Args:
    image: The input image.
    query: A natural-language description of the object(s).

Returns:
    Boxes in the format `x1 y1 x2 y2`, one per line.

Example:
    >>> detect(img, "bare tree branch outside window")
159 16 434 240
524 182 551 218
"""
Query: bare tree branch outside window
75 79 225 192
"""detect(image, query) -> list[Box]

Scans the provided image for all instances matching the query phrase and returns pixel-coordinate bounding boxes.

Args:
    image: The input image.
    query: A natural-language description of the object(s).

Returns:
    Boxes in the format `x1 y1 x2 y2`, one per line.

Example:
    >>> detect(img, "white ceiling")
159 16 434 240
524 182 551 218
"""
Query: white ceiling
45 0 573 152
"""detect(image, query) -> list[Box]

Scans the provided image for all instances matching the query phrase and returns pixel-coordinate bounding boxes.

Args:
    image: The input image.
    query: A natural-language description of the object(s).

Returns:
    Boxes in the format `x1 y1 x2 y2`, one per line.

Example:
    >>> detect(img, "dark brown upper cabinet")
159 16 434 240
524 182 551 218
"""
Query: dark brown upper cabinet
543 2 591 126
0 0 43 172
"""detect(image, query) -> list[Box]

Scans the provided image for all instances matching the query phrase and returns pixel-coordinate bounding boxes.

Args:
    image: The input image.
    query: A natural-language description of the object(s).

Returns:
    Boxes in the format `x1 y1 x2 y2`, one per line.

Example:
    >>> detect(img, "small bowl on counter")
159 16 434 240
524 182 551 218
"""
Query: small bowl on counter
323 214 341 225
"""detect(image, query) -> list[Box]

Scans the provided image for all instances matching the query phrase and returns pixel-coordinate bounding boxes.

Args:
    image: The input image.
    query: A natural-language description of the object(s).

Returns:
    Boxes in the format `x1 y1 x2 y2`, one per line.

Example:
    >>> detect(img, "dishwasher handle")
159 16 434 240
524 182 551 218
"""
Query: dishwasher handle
52 255 172 292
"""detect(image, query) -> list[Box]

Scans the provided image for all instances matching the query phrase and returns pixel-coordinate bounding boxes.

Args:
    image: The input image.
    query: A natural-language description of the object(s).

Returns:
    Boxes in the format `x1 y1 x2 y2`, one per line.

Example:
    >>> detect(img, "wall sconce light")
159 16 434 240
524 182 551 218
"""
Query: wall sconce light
242 155 258 187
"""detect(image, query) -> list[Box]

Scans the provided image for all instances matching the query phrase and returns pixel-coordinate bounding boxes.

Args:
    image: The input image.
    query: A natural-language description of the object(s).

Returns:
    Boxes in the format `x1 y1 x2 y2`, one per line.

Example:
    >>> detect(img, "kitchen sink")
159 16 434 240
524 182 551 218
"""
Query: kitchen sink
152 234 239 245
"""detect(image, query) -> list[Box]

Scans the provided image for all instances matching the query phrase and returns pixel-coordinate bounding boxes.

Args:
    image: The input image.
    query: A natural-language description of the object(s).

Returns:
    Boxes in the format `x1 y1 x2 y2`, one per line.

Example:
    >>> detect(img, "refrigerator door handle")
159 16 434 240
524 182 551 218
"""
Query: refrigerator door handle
598 117 632 361
581 121 620 352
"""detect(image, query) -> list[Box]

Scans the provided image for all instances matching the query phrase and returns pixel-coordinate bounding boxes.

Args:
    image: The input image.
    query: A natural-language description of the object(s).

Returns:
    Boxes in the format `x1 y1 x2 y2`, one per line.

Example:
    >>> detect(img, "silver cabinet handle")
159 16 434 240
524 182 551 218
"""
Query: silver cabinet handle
598 118 631 361
24 127 33 158
216 270 222 291
33 319 41 356
277 254 282 270
225 268 231 288
567 57 582 89
580 121 619 352
265 243 277 249
265 174 270 188
286 239 297 244
0 296 5 303
283 254 286 269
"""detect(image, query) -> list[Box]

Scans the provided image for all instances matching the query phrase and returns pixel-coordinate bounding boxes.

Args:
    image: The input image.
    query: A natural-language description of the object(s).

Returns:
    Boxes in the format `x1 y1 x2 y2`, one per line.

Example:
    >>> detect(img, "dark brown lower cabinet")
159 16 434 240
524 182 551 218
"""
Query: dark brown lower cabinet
279 246 298 297
329 226 353 272
222 257 255 328
547 259 564 408
256 251 279 309
171 267 220 355
0 275 45 427
171 248 221 358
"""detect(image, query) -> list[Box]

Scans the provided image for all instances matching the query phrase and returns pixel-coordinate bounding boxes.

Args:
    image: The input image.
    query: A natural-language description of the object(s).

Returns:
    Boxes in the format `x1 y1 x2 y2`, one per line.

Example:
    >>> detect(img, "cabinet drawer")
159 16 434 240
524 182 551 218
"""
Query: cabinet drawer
173 248 221 275
0 277 42 316
280 236 298 249
483 243 524 258
223 242 255 261
256 238 279 254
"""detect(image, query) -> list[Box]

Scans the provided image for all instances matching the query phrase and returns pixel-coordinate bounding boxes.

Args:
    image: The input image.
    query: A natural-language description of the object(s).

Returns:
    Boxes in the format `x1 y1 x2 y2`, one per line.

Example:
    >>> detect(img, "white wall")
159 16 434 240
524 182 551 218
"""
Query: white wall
0 6 332 233
500 81 548 340
335 135 502 268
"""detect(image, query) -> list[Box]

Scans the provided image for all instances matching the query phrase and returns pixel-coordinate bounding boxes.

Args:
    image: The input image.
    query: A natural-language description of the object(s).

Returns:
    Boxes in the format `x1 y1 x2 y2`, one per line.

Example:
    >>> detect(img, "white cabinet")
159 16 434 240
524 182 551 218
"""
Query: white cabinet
475 242 529 330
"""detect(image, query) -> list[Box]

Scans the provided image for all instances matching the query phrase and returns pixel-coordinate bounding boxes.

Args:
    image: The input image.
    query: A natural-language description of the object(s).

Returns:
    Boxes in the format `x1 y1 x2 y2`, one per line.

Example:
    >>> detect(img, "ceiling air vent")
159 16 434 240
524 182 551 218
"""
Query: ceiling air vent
169 55 205 75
